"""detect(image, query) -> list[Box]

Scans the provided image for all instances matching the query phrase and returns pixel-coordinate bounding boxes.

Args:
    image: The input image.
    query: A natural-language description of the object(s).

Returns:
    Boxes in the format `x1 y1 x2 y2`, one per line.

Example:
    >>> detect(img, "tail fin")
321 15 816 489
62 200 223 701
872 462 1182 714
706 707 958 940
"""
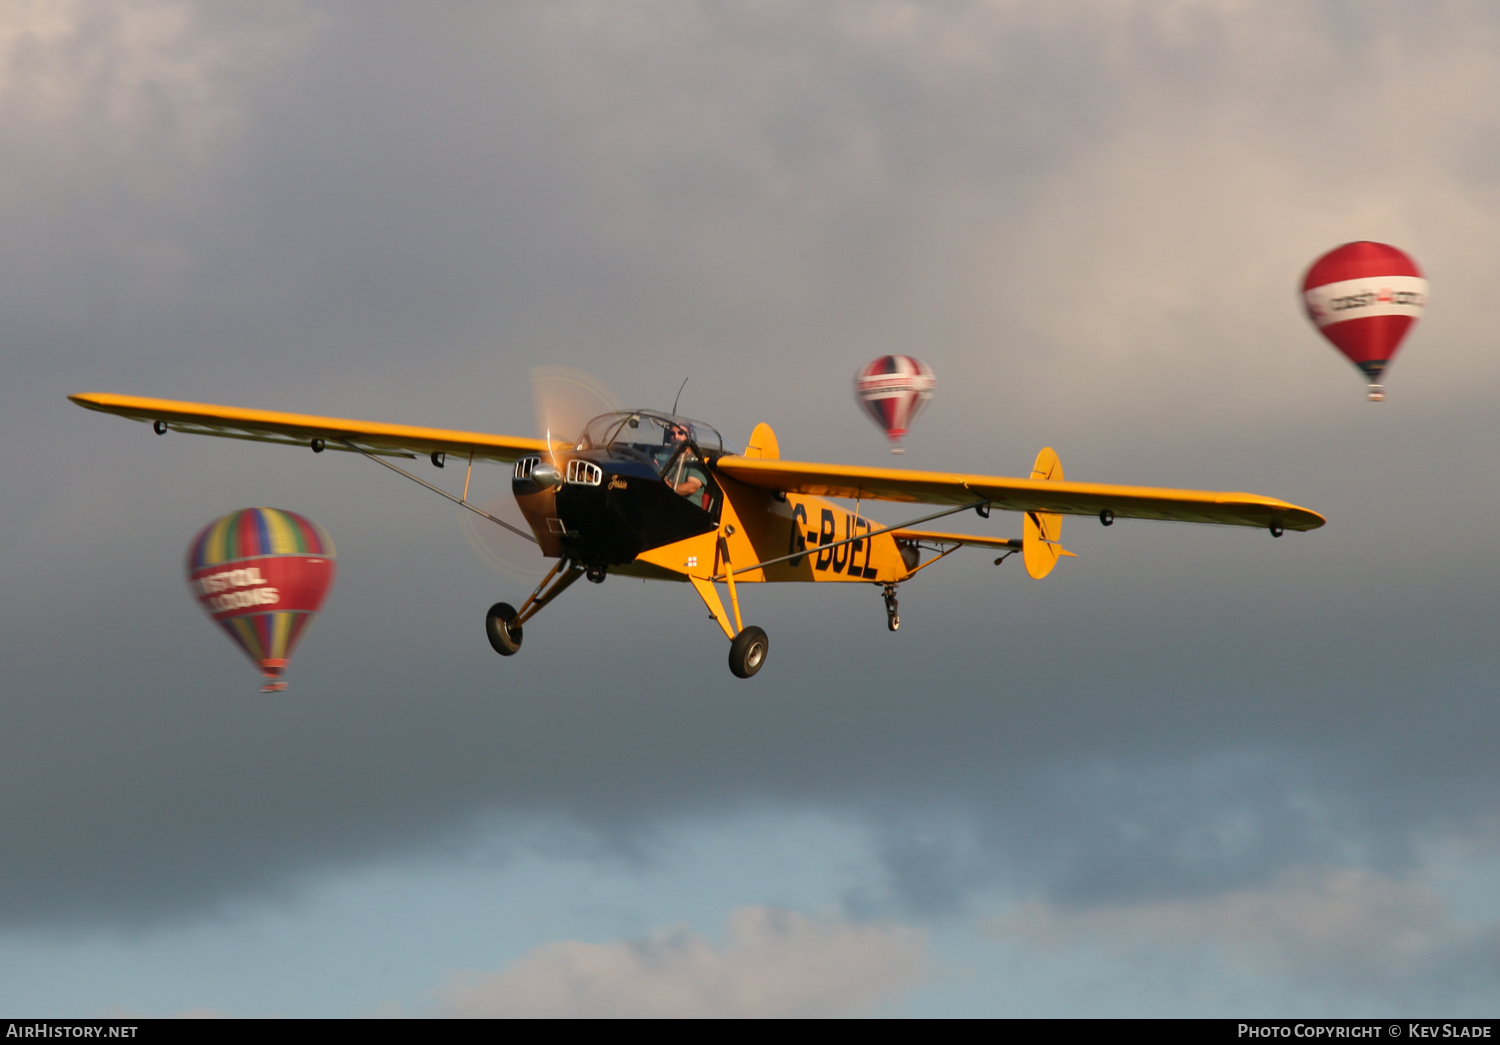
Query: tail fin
1023 446 1077 579
744 422 780 460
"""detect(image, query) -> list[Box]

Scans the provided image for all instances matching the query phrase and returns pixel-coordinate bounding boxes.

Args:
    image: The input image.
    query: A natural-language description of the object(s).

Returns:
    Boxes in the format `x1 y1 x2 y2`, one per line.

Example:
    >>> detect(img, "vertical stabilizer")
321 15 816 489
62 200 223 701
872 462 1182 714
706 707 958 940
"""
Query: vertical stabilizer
1023 447 1077 579
744 423 780 460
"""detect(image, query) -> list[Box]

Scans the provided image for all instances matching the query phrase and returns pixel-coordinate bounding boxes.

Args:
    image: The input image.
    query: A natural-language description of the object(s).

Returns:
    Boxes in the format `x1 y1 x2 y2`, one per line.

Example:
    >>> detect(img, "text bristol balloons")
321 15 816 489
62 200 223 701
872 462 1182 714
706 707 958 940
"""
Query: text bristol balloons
854 355 936 453
186 508 337 692
1302 241 1427 401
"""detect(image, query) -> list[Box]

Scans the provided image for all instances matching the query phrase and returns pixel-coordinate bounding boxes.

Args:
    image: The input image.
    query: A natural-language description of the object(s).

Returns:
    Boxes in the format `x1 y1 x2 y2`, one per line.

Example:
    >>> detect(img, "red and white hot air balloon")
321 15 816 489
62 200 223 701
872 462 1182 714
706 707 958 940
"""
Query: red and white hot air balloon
854 355 935 453
1302 242 1427 401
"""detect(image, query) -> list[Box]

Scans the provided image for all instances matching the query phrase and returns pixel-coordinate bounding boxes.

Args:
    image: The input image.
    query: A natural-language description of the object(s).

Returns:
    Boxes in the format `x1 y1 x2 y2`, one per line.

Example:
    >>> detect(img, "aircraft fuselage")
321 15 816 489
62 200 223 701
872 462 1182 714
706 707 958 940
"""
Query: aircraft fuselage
511 444 913 586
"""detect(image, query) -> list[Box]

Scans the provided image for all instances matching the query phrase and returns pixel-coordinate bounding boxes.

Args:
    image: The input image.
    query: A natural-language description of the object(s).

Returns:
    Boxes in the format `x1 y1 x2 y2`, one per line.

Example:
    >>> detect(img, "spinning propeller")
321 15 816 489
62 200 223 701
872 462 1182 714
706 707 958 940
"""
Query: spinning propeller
456 366 621 579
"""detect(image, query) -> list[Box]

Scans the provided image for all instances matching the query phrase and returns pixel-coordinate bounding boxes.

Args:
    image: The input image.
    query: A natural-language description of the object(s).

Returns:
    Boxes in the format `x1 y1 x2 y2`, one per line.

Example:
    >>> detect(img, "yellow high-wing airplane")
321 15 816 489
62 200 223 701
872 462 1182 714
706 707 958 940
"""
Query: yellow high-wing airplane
70 392 1324 679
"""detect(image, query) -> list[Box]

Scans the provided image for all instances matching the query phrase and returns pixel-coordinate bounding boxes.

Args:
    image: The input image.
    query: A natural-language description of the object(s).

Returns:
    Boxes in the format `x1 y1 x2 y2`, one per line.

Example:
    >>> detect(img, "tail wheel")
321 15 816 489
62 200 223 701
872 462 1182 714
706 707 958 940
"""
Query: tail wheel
485 602 523 656
728 626 768 679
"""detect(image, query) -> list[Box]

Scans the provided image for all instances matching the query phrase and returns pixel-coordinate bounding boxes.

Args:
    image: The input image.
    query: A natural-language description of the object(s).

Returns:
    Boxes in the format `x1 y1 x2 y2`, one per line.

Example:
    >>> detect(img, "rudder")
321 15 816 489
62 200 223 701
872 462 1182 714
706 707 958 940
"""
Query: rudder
1023 447 1077 579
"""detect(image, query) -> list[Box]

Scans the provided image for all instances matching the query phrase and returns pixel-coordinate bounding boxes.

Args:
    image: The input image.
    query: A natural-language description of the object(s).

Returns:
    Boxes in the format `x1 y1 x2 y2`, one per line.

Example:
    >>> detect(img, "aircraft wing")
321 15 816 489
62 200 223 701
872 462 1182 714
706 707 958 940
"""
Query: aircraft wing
714 456 1325 531
68 393 551 462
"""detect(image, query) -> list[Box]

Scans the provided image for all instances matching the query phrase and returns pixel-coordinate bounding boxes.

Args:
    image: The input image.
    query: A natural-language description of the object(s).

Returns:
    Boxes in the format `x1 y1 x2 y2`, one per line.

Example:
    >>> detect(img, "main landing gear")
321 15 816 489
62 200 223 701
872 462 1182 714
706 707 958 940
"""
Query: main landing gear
483 558 584 659
485 602 522 656
490 537 778 679
728 626 768 679
687 538 771 679
882 584 900 632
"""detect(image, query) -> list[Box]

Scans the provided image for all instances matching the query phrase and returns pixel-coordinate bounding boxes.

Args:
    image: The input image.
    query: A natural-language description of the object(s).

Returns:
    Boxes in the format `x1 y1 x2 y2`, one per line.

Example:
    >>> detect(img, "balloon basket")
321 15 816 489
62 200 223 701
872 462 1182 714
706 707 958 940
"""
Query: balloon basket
260 679 288 693
1366 384 1385 402
889 447 904 455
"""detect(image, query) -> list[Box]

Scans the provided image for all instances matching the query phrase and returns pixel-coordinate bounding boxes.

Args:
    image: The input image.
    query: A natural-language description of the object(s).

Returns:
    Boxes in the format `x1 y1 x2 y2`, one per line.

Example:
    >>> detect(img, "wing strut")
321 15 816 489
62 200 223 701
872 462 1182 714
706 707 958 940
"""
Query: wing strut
711 498 991 580
899 542 966 578
339 438 538 544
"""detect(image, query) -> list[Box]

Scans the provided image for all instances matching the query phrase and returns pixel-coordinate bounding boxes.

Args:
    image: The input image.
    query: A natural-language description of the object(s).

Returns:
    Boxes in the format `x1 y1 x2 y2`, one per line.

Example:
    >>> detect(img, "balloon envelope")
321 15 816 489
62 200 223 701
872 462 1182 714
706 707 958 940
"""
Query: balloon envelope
185 508 337 692
1302 241 1427 400
854 355 935 452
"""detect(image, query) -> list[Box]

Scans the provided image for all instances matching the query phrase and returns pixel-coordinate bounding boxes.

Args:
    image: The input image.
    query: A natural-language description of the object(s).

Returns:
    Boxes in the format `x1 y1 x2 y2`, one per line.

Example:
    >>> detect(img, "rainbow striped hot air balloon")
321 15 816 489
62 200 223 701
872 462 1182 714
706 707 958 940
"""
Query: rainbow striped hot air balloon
186 508 336 692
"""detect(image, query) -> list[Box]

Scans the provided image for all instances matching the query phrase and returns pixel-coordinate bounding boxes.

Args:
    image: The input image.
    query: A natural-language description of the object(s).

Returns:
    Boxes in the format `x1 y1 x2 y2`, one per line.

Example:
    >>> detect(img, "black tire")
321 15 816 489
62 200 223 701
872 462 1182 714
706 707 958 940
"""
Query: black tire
728 626 768 679
887 613 900 633
1269 523 1284 538
485 602 522 656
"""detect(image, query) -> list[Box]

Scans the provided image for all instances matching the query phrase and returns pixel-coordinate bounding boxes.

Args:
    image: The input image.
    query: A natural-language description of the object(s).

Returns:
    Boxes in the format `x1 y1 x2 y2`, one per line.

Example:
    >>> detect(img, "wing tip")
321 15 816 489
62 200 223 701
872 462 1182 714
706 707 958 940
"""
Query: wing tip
68 392 119 413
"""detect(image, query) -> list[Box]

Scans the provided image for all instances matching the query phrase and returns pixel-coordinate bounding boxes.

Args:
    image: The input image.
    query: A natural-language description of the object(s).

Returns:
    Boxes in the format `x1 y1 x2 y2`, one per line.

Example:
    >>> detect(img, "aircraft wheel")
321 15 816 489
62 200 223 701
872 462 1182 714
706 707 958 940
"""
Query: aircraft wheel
887 613 900 633
485 602 523 656
1269 523 1284 538
728 626 768 679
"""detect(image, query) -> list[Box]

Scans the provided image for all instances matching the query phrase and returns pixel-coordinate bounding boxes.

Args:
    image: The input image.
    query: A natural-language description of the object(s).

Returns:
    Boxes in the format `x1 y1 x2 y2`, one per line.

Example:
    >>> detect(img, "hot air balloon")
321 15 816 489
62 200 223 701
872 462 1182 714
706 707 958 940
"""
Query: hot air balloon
1302 241 1427 401
185 508 337 692
854 355 935 453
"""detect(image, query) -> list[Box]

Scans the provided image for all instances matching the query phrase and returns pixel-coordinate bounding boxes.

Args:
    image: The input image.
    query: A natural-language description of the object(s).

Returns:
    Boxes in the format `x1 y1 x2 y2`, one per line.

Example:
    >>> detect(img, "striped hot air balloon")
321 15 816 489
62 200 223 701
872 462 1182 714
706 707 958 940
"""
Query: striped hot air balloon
854 355 936 453
185 508 336 692
1302 242 1427 401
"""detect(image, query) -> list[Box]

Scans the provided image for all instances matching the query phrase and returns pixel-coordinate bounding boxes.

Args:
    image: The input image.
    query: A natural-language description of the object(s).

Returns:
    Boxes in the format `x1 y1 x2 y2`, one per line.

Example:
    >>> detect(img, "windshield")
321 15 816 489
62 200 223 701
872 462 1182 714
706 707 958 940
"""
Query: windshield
577 410 731 466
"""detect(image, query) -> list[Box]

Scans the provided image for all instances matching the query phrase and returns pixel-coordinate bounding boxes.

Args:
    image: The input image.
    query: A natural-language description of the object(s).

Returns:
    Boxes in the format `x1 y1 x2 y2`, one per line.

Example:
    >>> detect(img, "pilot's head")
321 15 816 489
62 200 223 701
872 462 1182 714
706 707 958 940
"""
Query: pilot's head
668 423 689 443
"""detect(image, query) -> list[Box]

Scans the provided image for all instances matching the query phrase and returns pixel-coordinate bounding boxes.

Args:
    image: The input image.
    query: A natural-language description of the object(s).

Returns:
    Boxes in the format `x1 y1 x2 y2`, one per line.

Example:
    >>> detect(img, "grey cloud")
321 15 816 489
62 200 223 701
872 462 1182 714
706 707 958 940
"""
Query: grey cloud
6 0 1500 961
992 866 1500 1008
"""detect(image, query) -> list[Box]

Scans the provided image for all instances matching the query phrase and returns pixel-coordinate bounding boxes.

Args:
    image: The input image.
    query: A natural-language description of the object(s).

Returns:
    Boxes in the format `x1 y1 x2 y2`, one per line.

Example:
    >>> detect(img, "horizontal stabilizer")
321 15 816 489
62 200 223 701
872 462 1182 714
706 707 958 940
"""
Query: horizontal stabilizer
890 528 1021 552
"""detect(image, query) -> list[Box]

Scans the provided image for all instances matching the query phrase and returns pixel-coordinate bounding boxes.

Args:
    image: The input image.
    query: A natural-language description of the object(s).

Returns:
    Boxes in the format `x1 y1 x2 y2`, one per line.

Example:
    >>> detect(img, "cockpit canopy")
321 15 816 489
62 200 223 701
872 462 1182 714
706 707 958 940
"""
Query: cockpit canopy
577 410 732 463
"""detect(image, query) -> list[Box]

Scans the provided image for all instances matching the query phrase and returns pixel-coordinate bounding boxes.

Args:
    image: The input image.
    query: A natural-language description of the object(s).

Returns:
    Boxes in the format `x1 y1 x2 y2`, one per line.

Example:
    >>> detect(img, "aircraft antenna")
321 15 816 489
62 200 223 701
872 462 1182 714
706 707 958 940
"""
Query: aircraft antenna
671 377 689 416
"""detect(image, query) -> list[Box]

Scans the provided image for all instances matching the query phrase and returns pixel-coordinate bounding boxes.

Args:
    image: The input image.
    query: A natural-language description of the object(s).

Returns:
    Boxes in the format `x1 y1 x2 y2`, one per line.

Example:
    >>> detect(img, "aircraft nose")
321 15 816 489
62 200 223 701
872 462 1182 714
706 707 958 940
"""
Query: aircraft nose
512 457 561 493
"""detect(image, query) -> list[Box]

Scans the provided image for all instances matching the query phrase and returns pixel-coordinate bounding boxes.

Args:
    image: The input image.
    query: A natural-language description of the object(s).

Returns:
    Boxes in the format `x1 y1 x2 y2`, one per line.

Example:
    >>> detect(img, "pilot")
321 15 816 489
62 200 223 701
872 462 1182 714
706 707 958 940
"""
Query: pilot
670 470 704 498
663 423 704 498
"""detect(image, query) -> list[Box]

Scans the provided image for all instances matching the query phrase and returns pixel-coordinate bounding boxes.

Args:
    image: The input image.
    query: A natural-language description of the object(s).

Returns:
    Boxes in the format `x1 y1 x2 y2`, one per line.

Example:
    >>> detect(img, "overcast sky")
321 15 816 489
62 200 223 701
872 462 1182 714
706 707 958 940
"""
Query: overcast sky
5 0 1500 1016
